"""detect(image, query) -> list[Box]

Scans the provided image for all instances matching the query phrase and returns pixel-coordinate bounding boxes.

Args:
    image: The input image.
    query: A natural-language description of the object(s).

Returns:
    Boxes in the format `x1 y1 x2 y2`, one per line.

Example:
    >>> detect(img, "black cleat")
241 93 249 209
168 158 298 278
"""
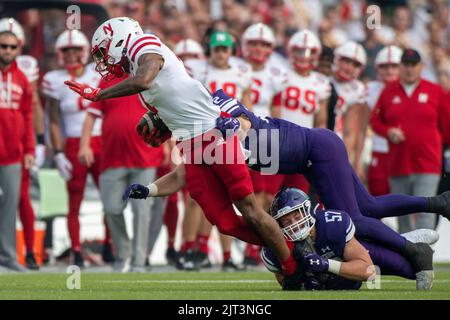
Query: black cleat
196 251 212 269
102 243 115 263
427 191 450 220
25 252 39 270
166 248 180 267
181 249 198 271
73 251 85 269
404 241 434 272
222 259 246 272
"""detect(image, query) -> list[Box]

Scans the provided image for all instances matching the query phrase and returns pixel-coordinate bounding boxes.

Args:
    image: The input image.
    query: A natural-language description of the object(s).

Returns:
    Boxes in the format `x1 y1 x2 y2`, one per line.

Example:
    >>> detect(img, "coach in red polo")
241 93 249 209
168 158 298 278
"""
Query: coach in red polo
371 48 450 233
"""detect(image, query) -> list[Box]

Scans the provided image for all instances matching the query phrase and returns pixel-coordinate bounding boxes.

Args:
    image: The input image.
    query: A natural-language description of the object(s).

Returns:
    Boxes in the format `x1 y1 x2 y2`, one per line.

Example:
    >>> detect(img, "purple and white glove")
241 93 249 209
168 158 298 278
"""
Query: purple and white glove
215 116 241 138
302 253 330 273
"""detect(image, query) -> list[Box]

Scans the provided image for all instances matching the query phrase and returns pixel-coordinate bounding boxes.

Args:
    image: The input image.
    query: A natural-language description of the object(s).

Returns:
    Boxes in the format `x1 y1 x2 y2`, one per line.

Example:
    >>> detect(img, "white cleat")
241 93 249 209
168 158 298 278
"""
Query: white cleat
416 270 434 290
402 229 440 245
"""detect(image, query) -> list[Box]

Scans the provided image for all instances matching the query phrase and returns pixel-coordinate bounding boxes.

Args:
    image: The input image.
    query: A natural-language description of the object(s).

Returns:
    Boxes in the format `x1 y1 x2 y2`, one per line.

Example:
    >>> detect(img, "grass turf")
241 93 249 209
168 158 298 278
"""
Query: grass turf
1 270 450 300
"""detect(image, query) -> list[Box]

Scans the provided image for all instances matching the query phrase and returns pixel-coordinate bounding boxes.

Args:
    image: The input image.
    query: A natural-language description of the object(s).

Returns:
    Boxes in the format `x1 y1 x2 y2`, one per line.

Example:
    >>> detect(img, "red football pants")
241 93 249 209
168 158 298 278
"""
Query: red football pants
181 132 264 245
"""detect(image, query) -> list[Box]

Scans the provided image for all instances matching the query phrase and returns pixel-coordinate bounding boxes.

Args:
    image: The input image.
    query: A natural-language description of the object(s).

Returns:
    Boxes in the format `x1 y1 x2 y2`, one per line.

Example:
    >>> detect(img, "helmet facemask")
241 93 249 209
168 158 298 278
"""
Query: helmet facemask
244 40 273 65
289 46 319 74
274 199 315 241
92 38 126 80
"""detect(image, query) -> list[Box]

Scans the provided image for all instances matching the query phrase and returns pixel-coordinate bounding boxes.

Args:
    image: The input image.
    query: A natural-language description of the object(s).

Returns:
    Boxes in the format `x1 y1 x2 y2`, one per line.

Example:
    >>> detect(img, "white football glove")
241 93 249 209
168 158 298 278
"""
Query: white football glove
54 152 73 181
35 144 46 168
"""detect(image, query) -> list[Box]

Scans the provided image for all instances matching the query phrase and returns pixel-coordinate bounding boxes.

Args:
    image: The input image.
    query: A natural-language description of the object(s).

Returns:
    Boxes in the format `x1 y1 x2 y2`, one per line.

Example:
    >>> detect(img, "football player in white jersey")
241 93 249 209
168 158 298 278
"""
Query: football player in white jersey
237 23 288 267
185 31 253 108
66 18 300 280
184 31 254 271
331 41 370 179
367 45 402 196
0 17 44 270
268 30 332 201
43 29 112 268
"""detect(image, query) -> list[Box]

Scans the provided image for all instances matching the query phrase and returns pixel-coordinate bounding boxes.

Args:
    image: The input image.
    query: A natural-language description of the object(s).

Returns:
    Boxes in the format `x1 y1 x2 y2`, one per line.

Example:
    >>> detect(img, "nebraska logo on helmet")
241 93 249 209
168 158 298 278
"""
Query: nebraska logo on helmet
91 17 144 80
102 23 114 36
288 30 322 74
242 23 275 64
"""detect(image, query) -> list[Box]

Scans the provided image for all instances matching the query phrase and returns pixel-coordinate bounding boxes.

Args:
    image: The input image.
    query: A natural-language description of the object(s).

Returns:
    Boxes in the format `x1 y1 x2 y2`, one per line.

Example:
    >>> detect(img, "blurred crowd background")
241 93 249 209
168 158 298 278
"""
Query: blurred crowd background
14 0 450 89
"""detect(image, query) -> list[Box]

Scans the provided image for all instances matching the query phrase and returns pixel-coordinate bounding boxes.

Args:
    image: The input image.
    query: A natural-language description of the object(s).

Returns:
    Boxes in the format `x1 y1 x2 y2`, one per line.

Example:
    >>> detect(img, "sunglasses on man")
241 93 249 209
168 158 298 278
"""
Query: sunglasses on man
0 43 18 50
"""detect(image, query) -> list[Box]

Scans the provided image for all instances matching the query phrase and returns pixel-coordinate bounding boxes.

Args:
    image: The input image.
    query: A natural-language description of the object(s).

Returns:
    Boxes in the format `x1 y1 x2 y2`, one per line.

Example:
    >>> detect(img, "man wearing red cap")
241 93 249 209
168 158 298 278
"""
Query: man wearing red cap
371 48 450 233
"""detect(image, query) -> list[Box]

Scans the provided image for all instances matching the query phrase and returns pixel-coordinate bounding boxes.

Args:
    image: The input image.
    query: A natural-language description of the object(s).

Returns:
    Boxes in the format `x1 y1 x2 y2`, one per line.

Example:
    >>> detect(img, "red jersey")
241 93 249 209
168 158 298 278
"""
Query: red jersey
0 61 34 165
371 79 450 176
87 75 164 172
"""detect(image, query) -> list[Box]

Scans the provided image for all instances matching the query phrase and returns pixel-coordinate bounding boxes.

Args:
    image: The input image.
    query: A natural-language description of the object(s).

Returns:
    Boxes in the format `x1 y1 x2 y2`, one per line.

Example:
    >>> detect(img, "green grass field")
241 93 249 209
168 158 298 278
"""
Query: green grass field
1 269 450 300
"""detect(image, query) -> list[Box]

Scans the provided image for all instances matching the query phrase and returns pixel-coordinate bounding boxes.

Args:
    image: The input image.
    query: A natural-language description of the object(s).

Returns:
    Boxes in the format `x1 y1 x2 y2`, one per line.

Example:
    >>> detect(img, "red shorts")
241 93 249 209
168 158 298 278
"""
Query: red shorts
180 132 253 223
368 151 389 196
250 170 284 196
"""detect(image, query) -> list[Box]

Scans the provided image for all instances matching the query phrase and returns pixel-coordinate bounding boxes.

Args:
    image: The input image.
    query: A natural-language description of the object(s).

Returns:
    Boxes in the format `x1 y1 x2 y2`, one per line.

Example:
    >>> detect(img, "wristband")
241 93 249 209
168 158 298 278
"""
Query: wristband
327 259 342 275
147 183 158 197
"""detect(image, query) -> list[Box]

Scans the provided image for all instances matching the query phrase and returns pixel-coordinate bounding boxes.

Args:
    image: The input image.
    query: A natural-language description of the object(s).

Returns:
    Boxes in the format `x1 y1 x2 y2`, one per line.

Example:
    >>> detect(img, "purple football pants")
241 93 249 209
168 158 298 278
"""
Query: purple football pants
305 129 428 253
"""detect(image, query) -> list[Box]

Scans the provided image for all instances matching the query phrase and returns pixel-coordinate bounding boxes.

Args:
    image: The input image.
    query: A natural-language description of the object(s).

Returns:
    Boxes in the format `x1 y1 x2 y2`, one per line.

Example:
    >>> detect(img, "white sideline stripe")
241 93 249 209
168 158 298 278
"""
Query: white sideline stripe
102 280 274 284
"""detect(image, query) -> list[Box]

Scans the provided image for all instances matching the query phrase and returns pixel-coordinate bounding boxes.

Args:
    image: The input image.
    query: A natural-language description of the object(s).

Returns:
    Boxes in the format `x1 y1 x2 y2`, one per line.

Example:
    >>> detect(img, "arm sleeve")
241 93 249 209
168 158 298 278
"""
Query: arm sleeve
438 88 450 146
41 72 60 100
22 79 35 154
370 88 391 137
260 247 282 273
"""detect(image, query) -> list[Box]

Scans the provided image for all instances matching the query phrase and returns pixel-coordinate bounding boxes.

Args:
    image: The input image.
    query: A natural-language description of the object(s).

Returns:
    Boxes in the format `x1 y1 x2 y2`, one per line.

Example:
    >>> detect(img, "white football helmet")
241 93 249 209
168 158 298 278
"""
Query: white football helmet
334 41 367 81
0 18 25 45
173 39 204 61
375 45 402 65
241 23 275 64
91 17 144 79
287 30 321 73
55 29 90 68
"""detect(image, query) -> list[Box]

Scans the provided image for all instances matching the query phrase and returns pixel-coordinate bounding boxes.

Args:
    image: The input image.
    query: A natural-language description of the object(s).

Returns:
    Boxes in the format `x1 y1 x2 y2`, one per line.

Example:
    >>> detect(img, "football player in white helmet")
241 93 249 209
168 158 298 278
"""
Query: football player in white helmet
331 41 370 180
0 17 44 270
67 17 300 280
367 45 402 196
43 29 112 268
267 30 331 217
185 30 253 108
173 39 204 63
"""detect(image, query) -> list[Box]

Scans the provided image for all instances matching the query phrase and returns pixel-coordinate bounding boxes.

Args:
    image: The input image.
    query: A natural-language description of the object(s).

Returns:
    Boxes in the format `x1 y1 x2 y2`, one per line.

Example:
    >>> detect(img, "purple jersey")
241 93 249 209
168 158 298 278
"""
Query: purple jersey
213 89 312 174
261 209 361 290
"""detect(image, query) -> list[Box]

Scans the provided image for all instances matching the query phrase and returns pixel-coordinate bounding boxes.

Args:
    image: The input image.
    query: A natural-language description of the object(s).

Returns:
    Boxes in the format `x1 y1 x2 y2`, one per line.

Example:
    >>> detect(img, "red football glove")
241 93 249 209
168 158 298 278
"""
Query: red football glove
64 80 101 101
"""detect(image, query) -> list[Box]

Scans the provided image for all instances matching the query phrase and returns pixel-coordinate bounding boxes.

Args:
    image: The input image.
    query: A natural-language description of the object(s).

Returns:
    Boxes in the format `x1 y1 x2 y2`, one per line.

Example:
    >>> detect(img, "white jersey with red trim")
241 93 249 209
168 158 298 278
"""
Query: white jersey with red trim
278 70 331 128
16 55 39 83
42 63 102 137
249 64 287 118
185 58 252 100
331 77 367 137
126 34 219 141
367 80 389 153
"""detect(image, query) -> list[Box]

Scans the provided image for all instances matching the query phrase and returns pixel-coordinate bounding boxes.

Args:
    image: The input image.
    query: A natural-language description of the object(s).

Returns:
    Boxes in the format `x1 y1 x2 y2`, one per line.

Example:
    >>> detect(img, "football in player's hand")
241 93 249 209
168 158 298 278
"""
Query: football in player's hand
136 111 172 147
